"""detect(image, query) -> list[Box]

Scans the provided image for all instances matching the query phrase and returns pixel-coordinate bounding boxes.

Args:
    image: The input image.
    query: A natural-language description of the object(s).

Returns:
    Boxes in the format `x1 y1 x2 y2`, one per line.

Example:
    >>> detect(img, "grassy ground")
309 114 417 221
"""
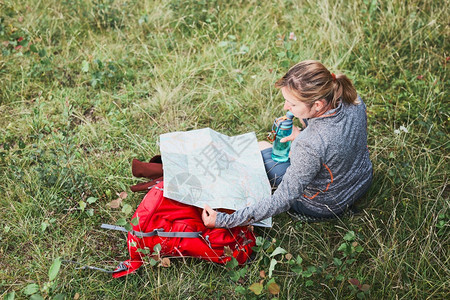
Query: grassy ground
0 0 448 299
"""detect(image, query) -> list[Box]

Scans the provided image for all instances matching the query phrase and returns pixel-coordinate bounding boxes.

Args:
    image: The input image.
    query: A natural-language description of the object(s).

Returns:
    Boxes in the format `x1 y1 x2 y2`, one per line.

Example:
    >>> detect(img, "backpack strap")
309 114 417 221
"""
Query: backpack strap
62 260 129 274
101 224 201 238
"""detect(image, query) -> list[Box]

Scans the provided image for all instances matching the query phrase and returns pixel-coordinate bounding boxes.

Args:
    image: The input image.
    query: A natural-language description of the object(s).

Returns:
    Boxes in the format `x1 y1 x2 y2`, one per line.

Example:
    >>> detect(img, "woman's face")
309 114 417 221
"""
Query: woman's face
281 87 316 119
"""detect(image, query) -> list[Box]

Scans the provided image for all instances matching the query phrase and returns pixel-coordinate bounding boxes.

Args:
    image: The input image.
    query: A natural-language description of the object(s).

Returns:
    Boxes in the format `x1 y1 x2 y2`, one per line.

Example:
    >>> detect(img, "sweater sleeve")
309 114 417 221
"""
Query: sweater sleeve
215 138 322 228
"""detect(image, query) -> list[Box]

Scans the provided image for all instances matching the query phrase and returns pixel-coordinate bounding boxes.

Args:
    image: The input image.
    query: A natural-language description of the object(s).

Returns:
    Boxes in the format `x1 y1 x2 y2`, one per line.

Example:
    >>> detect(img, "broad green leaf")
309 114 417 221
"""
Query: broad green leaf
338 243 348 251
226 257 239 270
305 280 314 287
124 223 133 231
239 266 247 277
23 283 39 295
49 257 61 281
86 208 94 217
291 265 302 274
30 295 44 300
302 269 313 278
116 218 127 226
333 257 342 266
355 245 364 253
235 286 246 294
270 246 287 258
268 258 277 278
239 45 249 54
136 248 150 254
4 291 15 300
78 201 86 211
81 60 89 73
41 221 49 232
38 49 46 57
131 217 139 226
122 204 132 215
228 270 240 281
255 236 264 246
149 258 158 266
296 255 303 265
344 231 355 241
153 243 161 253
336 274 345 281
86 197 97 204
53 294 66 300
248 282 263 295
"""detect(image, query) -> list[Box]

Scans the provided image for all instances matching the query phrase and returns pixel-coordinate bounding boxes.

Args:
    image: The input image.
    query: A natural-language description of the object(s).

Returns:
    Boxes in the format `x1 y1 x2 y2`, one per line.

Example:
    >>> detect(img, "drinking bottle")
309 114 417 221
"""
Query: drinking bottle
270 111 294 162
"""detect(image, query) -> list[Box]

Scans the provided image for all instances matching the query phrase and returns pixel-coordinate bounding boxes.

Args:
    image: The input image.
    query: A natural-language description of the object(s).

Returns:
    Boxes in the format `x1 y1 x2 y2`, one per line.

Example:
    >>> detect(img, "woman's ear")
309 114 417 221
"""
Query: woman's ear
313 99 327 112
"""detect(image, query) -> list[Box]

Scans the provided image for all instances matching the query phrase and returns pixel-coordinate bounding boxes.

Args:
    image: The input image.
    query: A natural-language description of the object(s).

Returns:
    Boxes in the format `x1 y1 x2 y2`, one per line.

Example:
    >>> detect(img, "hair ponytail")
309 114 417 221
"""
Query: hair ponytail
276 60 359 109
332 74 358 107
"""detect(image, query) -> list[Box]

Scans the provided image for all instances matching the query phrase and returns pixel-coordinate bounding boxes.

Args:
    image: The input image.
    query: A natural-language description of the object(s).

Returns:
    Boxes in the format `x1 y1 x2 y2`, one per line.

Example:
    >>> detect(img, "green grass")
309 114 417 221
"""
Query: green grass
0 0 448 299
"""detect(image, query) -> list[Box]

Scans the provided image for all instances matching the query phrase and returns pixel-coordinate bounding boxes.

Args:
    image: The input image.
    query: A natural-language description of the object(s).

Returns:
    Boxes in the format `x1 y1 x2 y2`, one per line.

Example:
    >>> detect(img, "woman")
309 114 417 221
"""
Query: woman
203 60 373 228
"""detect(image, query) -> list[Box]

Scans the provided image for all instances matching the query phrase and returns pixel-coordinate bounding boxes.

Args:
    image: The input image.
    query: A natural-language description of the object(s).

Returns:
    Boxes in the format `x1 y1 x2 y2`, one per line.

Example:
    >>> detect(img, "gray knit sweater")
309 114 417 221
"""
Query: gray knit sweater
215 97 373 228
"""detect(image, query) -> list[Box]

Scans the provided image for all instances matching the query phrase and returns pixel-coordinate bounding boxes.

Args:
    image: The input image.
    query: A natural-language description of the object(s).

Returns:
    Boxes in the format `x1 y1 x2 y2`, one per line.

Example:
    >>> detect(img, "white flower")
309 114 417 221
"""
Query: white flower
394 129 400 134
399 125 409 133
289 32 297 41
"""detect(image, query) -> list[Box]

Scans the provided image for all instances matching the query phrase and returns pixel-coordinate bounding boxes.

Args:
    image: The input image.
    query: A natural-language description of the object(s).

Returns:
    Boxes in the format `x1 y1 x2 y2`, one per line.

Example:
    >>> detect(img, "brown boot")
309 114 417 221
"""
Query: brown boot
130 176 164 192
132 159 163 179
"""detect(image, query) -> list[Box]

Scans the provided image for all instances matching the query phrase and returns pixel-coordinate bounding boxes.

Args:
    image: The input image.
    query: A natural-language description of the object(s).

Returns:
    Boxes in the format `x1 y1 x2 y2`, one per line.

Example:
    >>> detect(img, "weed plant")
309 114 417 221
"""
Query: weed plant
0 0 448 299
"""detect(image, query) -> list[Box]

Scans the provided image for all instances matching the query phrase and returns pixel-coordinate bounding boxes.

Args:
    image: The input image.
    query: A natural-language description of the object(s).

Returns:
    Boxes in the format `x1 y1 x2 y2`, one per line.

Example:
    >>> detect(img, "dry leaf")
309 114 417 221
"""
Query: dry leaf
248 282 263 295
160 257 171 267
360 284 371 292
352 241 358 247
119 191 128 199
348 278 361 287
74 293 80 300
108 198 122 209
267 282 280 295
223 246 233 257
285 253 293 260
150 254 160 261
259 270 266 278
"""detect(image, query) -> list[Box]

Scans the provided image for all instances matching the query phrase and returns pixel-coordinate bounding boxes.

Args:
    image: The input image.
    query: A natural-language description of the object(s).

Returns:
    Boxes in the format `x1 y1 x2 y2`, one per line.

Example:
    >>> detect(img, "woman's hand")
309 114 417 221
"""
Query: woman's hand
280 126 301 143
202 204 217 228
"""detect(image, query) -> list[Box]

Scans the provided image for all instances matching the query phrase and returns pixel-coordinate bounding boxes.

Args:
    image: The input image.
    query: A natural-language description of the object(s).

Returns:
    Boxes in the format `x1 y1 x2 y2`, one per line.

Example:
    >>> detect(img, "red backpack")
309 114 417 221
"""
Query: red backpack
102 180 256 278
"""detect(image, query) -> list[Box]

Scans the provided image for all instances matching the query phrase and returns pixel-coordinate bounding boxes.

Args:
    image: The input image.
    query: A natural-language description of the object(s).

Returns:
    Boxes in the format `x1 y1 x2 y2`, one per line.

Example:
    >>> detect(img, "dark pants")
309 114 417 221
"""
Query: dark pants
261 148 290 188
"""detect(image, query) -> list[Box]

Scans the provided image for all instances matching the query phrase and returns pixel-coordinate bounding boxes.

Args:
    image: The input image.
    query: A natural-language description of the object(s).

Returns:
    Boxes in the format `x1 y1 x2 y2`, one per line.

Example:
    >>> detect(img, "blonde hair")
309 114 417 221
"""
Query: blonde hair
275 60 358 109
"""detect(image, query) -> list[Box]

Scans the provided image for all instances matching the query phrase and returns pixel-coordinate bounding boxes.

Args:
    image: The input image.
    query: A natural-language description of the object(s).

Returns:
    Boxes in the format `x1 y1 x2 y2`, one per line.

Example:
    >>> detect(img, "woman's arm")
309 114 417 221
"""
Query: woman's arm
203 140 322 228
